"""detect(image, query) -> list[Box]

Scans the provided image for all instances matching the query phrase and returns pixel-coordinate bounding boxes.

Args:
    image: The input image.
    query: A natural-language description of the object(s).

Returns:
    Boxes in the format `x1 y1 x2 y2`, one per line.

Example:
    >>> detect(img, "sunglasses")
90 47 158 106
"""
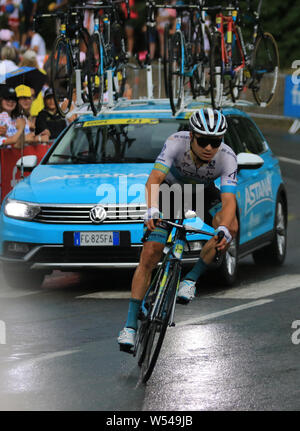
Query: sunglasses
193 134 222 149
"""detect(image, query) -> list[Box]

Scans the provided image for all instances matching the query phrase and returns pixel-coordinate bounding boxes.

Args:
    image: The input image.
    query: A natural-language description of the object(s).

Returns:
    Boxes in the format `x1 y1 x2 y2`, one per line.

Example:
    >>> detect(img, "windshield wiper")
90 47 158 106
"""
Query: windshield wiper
50 154 96 163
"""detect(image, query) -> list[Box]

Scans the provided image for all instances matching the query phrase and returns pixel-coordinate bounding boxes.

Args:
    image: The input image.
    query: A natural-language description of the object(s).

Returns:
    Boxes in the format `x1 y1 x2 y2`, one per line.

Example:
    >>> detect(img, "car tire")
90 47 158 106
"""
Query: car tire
252 195 287 265
217 235 239 286
2 266 47 290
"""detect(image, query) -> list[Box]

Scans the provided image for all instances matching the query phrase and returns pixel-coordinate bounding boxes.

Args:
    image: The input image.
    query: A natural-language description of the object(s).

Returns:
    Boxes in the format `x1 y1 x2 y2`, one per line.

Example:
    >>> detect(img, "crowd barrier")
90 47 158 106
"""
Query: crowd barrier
0 143 52 203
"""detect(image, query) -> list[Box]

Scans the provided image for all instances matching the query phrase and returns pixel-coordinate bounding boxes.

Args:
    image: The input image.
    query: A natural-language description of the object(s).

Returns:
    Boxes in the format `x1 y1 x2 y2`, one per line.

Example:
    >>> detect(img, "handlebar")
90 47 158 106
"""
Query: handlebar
141 218 224 243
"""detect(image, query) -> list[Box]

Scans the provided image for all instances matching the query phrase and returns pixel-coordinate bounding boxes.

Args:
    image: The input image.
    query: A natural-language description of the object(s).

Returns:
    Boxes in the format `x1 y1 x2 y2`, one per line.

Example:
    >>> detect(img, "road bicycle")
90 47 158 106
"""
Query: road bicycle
84 0 129 115
207 0 279 109
35 9 91 117
129 212 224 383
163 0 211 115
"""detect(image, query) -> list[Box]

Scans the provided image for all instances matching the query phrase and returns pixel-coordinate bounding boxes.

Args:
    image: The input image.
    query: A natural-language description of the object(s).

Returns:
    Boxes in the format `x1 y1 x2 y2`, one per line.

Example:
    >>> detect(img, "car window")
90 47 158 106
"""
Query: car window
45 119 188 165
224 118 244 154
228 116 265 154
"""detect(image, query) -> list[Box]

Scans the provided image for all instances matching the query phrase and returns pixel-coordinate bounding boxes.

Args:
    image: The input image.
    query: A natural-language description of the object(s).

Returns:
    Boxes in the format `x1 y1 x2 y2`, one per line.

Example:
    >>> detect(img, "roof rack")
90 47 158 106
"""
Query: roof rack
67 96 256 119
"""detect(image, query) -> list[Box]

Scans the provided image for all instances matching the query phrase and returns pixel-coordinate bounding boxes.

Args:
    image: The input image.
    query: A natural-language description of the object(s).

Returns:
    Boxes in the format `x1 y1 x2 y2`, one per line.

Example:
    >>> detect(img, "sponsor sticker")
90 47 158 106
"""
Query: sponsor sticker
82 119 159 127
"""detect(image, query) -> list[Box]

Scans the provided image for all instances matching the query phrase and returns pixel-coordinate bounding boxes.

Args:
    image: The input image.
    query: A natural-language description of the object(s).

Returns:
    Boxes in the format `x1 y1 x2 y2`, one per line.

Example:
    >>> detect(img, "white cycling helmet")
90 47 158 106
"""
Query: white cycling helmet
189 108 227 137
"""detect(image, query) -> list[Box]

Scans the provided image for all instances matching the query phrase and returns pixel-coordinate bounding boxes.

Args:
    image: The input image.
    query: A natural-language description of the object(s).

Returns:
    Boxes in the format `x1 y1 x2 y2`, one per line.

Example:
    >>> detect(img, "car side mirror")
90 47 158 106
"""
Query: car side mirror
237 152 264 170
16 155 38 172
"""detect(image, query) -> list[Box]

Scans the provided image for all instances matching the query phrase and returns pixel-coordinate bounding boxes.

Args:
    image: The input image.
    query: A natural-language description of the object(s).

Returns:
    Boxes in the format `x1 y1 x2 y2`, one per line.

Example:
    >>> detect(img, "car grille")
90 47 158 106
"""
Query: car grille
34 204 147 224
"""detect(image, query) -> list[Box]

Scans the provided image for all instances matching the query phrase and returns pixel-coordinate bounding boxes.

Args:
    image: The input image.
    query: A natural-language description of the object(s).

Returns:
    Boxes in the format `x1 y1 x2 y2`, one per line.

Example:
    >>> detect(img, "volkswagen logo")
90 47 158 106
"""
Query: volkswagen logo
89 205 107 224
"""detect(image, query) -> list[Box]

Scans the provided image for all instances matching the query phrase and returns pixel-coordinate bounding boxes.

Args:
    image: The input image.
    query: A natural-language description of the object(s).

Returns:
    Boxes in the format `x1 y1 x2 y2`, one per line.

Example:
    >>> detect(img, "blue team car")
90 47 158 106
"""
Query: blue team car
0 100 287 289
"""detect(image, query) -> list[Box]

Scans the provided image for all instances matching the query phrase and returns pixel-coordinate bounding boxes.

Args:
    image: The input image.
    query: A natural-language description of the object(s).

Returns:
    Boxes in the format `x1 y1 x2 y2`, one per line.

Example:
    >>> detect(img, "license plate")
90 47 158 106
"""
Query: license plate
74 231 120 246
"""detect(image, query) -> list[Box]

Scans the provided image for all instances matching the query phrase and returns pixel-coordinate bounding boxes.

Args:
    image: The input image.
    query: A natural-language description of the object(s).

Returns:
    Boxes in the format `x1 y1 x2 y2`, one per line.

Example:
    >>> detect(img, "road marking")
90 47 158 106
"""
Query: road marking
176 299 273 327
203 274 300 300
278 156 300 166
8 349 80 367
0 289 41 299
76 291 131 299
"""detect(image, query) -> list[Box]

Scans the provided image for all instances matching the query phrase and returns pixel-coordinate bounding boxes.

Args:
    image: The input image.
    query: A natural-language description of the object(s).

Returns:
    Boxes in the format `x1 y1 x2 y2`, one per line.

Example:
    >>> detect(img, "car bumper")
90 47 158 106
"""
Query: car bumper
0 216 202 270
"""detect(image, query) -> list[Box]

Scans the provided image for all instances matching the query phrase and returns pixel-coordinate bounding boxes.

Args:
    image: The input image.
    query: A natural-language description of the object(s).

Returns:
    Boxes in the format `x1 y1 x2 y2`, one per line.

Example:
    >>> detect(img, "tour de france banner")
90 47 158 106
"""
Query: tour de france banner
0 144 51 202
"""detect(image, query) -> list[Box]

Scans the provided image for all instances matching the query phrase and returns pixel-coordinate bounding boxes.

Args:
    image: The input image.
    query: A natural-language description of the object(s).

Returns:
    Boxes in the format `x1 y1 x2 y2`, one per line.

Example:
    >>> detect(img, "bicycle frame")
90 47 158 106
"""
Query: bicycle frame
90 2 127 105
215 9 245 77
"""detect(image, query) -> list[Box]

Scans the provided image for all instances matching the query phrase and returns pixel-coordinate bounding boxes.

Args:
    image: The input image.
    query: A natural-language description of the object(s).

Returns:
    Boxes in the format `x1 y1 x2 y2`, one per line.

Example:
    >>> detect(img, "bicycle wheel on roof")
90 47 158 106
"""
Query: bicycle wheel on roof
111 22 127 100
190 24 211 98
209 30 224 110
51 36 74 117
168 31 184 115
87 32 104 116
251 32 279 107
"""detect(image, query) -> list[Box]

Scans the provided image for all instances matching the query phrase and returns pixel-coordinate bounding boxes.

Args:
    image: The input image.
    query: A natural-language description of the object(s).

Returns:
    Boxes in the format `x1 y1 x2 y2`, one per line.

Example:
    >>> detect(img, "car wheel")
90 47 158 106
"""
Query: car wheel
2 266 47 290
217 236 239 286
252 196 287 265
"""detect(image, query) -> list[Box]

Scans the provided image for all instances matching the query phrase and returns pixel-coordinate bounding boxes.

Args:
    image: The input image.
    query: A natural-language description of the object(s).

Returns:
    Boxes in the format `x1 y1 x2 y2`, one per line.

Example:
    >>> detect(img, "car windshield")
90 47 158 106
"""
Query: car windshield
45 119 189 165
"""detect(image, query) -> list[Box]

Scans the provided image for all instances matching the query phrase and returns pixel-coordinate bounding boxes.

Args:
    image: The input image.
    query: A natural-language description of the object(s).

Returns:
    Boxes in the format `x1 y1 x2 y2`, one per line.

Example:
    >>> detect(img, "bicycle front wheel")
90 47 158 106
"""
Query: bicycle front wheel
111 23 127 100
168 31 184 115
251 32 279 107
51 36 74 117
163 23 171 98
87 32 104 116
141 263 180 383
209 31 224 109
190 25 211 98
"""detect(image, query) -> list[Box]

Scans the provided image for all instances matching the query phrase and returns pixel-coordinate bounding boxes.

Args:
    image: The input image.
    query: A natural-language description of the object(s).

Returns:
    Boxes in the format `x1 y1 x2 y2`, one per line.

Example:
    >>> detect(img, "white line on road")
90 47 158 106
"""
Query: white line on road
7 349 80 367
278 156 300 166
0 289 41 299
176 299 273 327
76 291 131 299
203 274 300 300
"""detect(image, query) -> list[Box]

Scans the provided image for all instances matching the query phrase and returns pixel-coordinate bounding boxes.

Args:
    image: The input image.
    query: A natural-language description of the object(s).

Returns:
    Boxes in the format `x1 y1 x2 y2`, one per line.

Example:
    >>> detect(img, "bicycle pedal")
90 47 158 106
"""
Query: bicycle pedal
119 344 134 354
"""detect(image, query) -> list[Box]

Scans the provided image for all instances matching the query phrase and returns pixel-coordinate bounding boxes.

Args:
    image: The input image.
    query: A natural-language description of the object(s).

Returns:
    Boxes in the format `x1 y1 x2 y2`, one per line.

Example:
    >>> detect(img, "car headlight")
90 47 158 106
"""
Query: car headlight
4 199 41 221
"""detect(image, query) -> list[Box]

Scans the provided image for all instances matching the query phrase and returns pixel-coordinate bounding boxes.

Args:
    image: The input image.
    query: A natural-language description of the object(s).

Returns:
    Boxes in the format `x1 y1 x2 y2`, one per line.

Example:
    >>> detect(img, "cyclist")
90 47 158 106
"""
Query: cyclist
118 107 238 350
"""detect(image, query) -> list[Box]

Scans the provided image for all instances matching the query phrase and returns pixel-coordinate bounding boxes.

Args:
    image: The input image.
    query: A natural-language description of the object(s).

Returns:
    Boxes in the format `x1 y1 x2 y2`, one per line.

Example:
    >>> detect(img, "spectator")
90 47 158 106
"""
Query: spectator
0 28 13 49
121 0 139 58
35 88 67 140
0 44 18 72
0 85 25 148
27 25 46 68
20 0 37 48
18 49 48 117
156 0 177 58
0 1 22 44
15 84 49 144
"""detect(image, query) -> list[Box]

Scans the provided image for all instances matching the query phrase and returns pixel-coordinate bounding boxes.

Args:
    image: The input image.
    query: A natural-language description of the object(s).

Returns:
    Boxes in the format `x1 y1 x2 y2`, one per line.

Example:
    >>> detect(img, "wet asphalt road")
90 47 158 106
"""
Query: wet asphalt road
0 126 300 411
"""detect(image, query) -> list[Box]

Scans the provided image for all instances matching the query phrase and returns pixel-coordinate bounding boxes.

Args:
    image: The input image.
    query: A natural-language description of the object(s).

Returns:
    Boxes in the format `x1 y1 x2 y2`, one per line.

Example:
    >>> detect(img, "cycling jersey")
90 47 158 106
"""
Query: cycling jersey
154 131 237 194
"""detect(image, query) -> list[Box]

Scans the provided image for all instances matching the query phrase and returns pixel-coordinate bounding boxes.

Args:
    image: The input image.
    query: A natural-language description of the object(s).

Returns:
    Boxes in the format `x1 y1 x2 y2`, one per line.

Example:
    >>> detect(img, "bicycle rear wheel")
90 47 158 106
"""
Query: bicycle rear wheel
190 25 211 98
141 263 180 383
87 32 104 116
168 31 184 115
111 23 127 100
209 31 224 109
251 32 279 107
51 36 74 117
163 23 171 98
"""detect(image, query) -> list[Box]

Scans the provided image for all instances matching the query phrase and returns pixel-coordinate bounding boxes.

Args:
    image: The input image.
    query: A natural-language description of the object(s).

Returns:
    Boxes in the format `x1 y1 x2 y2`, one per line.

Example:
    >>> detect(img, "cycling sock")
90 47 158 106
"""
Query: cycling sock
184 257 207 282
125 298 142 331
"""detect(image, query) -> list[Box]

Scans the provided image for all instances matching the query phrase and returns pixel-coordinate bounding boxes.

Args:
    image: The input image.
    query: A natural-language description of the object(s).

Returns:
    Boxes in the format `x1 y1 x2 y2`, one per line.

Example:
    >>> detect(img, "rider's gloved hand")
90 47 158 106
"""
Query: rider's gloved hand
215 225 232 251
143 207 162 231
